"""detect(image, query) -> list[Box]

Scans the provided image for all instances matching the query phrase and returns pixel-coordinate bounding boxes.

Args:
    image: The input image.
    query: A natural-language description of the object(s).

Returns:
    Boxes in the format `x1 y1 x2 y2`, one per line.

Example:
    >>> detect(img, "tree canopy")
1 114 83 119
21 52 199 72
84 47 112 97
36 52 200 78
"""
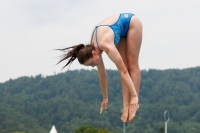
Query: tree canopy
0 67 200 133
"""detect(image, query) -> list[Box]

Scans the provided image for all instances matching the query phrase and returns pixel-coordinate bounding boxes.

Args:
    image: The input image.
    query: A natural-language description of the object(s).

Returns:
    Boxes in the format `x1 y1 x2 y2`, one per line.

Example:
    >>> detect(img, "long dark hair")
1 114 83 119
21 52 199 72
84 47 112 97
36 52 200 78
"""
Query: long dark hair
56 44 95 69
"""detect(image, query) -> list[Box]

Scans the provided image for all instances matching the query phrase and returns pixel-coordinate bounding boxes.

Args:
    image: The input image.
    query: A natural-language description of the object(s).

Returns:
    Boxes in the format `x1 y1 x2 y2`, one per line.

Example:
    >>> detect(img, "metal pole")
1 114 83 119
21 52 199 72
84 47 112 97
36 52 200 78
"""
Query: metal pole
164 110 170 133
165 121 167 133
123 122 126 133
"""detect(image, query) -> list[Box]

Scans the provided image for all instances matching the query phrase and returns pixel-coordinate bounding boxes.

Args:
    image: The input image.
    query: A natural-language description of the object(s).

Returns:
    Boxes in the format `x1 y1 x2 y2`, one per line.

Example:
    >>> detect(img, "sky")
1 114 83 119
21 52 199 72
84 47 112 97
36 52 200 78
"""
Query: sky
0 0 200 83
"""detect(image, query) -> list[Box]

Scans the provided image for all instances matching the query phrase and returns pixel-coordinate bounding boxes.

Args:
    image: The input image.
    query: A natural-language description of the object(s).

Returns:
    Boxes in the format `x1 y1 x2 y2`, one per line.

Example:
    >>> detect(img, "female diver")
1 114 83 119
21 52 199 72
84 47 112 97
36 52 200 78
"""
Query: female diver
57 13 142 122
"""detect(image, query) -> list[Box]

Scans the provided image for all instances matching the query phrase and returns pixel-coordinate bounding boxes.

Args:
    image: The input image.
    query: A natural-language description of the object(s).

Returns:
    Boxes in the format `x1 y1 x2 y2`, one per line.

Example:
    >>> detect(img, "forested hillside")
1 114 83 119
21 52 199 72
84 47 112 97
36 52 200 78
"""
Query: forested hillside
0 67 200 133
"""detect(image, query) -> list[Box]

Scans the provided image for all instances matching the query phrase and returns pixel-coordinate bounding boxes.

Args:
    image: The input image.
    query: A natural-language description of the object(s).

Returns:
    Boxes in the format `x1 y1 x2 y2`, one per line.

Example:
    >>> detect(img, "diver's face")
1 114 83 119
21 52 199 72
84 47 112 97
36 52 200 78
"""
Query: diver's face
83 51 100 67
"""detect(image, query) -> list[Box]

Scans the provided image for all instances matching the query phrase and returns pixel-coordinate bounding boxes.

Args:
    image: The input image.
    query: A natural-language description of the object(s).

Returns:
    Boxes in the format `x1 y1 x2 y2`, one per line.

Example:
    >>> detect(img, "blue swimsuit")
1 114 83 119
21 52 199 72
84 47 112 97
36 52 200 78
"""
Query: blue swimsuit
90 13 134 49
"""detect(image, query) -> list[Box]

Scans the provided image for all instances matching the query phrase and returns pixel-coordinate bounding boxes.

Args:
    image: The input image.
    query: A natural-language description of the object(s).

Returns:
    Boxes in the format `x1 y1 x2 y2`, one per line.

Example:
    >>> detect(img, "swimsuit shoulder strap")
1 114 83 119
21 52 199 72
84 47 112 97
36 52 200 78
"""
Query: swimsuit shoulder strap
90 26 102 50
90 25 109 50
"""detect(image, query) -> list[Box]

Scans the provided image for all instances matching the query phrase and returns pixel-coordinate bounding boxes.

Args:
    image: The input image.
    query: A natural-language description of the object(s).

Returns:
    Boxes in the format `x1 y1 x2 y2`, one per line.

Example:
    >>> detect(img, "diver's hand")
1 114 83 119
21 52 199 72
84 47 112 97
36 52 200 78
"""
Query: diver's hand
128 95 139 122
129 95 139 114
100 98 108 114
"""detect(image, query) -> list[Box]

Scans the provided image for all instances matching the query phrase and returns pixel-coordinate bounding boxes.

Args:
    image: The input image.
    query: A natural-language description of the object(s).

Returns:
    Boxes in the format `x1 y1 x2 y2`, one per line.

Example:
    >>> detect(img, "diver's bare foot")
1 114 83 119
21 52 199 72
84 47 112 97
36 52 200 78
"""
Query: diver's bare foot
121 106 129 122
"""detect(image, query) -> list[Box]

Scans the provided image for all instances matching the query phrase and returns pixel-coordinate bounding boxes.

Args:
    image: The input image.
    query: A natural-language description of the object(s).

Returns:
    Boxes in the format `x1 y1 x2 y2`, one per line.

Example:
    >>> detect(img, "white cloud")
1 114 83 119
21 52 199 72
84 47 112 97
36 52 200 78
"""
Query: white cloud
0 0 200 82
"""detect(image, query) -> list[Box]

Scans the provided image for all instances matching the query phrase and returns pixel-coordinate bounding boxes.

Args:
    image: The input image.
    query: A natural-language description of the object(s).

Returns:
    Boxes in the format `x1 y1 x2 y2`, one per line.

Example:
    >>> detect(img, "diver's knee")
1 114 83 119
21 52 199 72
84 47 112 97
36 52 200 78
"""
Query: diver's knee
127 63 140 73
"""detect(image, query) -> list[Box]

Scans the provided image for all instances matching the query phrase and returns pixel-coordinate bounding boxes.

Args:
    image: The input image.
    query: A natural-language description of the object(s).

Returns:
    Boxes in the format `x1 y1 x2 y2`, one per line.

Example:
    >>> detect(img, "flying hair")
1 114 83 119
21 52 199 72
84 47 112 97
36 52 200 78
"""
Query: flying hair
56 43 95 69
